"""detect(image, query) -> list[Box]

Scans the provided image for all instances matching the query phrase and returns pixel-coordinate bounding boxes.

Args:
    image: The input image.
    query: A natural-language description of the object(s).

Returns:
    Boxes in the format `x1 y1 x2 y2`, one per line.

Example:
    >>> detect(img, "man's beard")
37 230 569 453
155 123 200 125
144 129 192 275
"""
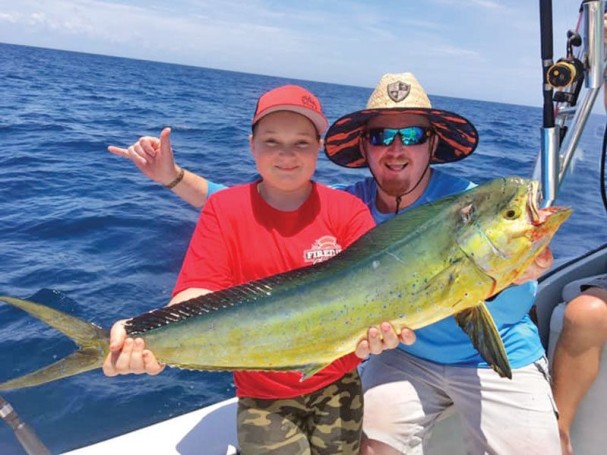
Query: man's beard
379 177 413 197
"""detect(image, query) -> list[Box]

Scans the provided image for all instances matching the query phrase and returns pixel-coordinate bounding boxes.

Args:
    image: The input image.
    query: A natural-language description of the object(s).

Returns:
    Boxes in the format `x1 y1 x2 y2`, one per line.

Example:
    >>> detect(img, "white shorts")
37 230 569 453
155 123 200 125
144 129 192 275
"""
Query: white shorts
360 349 560 454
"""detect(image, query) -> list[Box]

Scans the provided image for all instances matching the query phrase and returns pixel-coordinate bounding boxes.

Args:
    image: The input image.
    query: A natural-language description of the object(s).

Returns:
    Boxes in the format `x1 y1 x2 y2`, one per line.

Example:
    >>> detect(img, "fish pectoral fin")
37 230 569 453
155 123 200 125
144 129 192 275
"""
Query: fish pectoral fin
421 260 470 300
454 303 512 379
298 363 332 382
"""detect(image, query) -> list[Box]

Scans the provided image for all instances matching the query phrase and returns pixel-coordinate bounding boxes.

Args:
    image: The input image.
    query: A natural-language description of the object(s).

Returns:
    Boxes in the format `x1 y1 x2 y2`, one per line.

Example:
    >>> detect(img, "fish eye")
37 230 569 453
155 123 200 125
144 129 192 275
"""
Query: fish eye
460 204 475 223
503 207 521 220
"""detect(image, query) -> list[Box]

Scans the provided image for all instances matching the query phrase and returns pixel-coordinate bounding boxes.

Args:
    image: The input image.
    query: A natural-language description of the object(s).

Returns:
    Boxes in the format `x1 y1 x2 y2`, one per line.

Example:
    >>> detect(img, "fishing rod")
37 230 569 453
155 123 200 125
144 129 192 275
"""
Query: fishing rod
0 395 51 455
534 0 606 208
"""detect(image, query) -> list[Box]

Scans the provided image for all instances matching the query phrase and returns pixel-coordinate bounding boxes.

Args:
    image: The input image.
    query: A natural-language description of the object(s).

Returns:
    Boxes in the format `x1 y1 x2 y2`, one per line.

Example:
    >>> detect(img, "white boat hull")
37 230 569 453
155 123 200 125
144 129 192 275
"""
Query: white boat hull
64 397 239 455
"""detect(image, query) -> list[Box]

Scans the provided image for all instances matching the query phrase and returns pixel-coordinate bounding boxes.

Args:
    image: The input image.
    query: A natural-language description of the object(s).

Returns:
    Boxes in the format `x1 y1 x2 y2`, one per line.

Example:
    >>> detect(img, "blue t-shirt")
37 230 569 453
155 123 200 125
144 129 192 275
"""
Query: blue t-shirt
334 169 544 368
207 169 545 368
207 180 227 197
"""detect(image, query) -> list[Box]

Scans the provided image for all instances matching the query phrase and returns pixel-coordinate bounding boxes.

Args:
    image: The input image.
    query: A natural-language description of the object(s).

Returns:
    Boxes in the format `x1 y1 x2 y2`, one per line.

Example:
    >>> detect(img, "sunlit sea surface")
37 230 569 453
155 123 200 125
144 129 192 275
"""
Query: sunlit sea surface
1 42 606 454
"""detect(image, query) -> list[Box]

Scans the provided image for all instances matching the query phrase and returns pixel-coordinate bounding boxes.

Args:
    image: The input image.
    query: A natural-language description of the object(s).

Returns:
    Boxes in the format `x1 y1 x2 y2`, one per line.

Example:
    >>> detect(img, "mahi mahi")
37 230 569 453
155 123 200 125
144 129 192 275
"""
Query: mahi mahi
0 176 571 389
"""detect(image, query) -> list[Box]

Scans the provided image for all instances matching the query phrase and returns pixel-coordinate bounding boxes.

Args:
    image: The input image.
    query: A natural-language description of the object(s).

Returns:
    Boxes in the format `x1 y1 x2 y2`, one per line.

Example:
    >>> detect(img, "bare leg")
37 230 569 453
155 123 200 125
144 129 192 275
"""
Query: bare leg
551 288 607 455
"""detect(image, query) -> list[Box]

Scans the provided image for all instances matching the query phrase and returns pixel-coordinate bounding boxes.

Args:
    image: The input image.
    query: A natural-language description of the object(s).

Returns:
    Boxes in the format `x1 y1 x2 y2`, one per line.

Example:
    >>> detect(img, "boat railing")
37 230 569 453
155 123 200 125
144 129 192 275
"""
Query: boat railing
534 0 606 207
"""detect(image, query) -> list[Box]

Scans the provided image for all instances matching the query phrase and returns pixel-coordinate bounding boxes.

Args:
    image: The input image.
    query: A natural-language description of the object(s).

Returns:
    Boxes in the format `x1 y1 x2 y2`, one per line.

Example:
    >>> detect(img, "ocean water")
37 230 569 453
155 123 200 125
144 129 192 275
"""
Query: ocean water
1 42 606 454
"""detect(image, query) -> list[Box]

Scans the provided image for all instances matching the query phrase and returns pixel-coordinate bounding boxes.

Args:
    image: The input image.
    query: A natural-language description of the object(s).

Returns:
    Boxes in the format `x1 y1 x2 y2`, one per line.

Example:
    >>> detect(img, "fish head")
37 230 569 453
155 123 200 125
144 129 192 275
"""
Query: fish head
455 176 571 291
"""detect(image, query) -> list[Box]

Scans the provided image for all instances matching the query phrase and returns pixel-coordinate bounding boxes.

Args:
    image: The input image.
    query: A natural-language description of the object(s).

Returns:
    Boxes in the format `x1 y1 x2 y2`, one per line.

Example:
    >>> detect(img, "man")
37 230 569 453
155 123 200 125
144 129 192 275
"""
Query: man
108 73 556 454
322 73 558 455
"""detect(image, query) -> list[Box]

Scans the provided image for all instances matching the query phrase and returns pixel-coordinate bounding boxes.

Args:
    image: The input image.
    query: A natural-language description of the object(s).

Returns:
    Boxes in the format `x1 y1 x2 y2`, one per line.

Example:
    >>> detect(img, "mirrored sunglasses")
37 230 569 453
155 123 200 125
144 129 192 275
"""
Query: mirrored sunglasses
366 126 433 147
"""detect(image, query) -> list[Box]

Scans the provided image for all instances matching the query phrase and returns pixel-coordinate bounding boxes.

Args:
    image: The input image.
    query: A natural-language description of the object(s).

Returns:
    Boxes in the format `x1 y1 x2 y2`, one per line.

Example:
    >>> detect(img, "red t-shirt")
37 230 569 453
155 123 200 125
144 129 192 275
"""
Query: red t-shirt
173 181 375 399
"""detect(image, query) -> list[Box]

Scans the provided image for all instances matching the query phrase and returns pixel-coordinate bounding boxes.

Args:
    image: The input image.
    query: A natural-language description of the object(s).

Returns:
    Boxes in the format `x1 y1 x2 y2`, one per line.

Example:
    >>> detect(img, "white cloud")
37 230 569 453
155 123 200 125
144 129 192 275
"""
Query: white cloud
0 0 592 107
0 12 17 22
429 45 481 59
431 0 506 11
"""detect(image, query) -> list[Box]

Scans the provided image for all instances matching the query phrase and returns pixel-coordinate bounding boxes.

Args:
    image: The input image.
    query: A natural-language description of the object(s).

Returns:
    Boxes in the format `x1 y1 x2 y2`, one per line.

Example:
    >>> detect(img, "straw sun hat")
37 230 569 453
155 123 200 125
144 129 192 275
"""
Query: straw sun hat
324 73 479 168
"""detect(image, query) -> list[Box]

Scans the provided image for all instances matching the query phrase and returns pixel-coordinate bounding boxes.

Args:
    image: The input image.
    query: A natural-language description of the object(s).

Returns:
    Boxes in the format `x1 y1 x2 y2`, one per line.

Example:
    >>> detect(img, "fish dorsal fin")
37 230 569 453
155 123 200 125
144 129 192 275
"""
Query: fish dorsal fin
454 303 512 379
125 277 291 335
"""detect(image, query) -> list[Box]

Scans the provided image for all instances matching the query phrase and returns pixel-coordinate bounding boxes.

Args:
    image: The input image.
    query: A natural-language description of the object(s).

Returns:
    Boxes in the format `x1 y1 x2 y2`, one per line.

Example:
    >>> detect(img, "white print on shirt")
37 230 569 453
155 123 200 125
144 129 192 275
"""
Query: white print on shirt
304 236 342 265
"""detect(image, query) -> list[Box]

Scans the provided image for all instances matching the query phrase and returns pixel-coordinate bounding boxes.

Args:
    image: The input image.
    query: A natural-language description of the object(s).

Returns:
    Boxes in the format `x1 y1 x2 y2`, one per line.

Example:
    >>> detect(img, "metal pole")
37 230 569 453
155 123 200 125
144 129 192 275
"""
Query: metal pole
0 395 51 455
537 0 560 207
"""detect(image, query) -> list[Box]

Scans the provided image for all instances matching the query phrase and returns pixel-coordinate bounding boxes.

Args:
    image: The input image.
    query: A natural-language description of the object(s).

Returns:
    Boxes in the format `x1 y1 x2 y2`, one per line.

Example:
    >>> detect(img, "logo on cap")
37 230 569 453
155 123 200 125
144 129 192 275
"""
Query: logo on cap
301 95 319 112
387 81 410 102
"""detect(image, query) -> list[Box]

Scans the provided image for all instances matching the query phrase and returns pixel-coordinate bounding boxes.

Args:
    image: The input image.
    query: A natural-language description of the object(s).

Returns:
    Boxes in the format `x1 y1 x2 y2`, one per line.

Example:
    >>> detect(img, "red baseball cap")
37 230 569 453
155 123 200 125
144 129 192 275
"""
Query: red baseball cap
252 85 329 135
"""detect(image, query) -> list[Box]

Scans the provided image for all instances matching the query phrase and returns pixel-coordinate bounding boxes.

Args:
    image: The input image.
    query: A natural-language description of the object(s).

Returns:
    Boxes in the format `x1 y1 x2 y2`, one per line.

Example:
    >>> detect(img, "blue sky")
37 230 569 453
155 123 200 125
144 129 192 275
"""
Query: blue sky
0 0 598 108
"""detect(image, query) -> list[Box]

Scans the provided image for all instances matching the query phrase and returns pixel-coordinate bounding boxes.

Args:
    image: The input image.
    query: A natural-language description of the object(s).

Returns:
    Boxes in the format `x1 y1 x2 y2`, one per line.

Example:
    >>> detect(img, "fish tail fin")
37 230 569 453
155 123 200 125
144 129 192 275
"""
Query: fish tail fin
0 295 109 390
0 349 105 391
455 302 512 379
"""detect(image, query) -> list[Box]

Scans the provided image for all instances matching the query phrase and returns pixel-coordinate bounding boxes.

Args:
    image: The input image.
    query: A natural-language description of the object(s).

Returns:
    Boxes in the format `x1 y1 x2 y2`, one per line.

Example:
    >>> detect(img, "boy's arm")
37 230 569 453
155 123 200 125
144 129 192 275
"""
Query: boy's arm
102 288 214 377
108 127 225 208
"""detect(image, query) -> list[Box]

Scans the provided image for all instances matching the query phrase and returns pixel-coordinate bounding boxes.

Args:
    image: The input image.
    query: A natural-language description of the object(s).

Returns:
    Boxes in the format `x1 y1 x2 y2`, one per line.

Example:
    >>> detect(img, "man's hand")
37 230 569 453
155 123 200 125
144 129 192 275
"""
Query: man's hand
355 322 416 359
513 247 554 285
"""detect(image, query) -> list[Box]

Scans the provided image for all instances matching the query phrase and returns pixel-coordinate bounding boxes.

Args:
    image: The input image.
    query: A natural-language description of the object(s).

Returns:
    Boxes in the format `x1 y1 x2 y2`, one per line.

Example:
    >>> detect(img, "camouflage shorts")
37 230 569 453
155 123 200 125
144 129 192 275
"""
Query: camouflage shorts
237 370 363 455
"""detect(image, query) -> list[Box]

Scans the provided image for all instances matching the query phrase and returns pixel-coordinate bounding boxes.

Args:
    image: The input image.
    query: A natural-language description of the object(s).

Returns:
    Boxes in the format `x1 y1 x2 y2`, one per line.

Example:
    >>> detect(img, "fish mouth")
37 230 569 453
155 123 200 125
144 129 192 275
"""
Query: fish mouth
527 180 541 225
526 179 572 230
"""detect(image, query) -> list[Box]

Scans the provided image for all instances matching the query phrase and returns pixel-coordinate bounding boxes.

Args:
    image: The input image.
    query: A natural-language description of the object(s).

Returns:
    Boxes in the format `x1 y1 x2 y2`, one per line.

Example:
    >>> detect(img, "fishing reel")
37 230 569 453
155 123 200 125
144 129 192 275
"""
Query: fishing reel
548 30 584 105
547 58 584 88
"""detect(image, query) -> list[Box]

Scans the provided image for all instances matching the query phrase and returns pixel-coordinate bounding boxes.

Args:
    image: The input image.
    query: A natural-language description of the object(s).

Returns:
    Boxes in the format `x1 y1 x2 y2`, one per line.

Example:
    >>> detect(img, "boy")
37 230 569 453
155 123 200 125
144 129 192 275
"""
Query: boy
104 85 379 454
